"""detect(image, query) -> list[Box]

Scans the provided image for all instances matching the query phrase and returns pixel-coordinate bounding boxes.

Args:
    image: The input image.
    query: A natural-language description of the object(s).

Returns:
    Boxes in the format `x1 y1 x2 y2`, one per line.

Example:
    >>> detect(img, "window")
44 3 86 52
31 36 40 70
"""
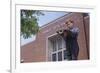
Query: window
52 40 57 52
52 53 56 61
62 39 66 48
49 36 68 61
63 50 67 60
58 38 62 50
58 51 62 61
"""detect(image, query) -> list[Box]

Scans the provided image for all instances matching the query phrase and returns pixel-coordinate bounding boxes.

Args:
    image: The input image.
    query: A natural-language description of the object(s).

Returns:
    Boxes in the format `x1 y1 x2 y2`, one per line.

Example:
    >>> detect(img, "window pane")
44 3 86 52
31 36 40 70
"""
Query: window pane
58 38 62 50
58 51 62 61
62 39 66 48
52 40 57 52
52 53 56 61
63 50 67 60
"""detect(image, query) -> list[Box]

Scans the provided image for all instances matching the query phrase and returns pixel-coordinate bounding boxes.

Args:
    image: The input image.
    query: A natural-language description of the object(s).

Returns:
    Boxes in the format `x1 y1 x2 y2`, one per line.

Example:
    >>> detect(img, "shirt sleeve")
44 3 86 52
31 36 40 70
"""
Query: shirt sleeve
70 27 79 38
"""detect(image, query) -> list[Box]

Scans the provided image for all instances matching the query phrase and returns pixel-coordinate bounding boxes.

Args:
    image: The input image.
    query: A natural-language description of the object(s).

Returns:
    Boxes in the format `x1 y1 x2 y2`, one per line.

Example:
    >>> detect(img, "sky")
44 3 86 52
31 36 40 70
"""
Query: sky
21 11 68 46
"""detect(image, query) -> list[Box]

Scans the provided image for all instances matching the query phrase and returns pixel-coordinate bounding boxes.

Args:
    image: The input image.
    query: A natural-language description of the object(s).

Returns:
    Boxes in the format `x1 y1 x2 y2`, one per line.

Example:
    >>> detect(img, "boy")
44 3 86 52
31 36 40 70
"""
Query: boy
56 20 79 60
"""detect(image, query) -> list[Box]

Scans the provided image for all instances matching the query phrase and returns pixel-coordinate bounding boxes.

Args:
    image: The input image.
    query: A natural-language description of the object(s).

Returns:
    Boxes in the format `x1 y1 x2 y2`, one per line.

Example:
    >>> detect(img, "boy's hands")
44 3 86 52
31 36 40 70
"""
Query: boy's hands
56 30 63 34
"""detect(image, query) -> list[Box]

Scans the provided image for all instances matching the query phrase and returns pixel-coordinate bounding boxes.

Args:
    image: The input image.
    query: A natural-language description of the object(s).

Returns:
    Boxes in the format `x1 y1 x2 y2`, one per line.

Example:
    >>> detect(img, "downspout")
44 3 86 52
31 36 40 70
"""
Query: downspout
82 13 89 59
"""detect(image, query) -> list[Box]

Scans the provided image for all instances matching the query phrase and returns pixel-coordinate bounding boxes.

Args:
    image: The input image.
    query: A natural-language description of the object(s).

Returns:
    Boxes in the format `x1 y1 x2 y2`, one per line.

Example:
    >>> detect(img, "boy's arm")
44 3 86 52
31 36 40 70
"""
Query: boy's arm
70 27 79 38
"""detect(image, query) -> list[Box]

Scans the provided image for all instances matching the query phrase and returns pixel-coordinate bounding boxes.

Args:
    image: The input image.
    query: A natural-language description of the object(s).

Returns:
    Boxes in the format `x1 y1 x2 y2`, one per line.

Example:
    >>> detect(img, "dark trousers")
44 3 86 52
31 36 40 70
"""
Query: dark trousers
66 42 79 60
66 43 72 60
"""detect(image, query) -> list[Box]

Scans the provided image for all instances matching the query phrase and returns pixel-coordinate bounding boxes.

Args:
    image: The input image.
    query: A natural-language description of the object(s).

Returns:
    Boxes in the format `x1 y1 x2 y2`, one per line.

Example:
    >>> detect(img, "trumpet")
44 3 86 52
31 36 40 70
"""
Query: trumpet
56 29 63 34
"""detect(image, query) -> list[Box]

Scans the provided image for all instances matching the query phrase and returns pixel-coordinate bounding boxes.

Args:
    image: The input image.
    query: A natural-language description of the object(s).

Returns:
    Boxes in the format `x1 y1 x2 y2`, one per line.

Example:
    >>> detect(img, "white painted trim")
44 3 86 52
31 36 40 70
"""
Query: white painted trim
46 33 57 61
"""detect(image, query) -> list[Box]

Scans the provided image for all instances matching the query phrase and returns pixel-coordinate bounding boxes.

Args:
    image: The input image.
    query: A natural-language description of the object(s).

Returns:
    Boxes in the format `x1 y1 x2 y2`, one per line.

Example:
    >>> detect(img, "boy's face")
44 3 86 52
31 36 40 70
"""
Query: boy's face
66 21 73 29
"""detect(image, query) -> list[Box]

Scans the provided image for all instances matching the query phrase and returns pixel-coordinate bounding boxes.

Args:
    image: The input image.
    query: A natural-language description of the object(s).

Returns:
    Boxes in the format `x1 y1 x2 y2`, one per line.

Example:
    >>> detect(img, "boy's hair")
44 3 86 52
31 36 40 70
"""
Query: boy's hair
65 20 74 24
